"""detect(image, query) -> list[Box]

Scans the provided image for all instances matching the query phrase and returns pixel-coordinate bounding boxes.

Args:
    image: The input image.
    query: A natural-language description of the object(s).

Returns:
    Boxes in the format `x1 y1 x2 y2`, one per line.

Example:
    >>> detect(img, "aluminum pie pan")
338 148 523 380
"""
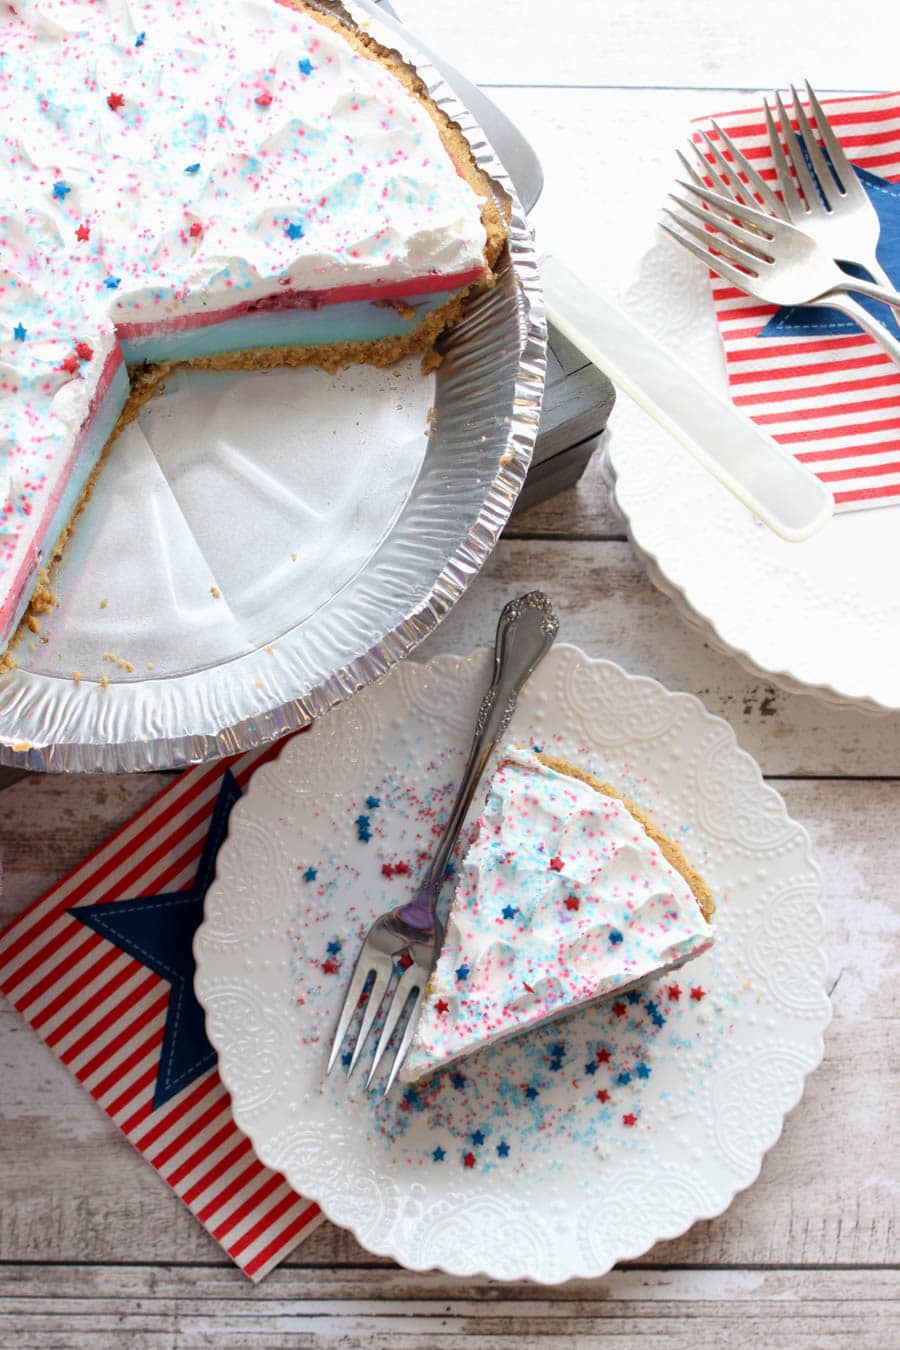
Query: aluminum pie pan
0 2 547 774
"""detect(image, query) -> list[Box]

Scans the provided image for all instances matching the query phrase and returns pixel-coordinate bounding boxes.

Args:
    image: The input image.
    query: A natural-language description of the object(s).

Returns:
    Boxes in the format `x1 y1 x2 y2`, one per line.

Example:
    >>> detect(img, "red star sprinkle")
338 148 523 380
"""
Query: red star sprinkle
398 953 413 970
381 863 394 878
107 92 125 111
549 856 564 871
690 986 706 1002
435 999 449 1015
668 983 682 1001
189 221 202 237
394 861 410 876
564 895 580 911
596 1089 609 1103
75 223 90 242
463 1152 476 1168
255 90 273 106
60 353 80 374
613 1002 627 1018
321 959 339 975
75 341 93 361
596 1047 611 1064
623 1113 637 1127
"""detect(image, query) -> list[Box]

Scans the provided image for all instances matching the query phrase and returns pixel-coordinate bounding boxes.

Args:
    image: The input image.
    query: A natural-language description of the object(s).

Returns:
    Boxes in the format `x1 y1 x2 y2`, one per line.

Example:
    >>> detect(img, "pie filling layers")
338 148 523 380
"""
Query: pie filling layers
0 0 504 663
401 747 715 1084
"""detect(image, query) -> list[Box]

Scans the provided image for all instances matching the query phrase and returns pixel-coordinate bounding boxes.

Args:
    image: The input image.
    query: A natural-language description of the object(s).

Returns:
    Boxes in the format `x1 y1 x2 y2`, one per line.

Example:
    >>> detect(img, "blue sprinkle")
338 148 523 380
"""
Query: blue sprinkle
455 964 469 982
635 1062 651 1079
298 57 314 75
617 1071 632 1085
645 999 659 1018
531 744 543 753
584 1061 597 1076
548 1058 563 1073
303 867 317 883
326 940 342 956
365 796 380 809
524 1085 539 1101
285 221 304 240
355 814 372 842
608 929 623 945
103 276 120 290
135 31 146 47
551 1043 565 1057
52 181 70 200
444 859 456 878
627 991 642 1005
501 904 518 920
451 1073 466 1090
403 1087 420 1106
472 1129 485 1146
340 1050 352 1067
496 1140 510 1158
12 323 26 341
432 1146 445 1162
185 163 201 174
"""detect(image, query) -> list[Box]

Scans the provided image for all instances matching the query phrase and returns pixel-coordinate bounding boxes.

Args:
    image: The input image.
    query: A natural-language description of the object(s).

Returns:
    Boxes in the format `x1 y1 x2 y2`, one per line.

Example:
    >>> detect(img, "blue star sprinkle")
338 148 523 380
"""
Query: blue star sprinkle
185 163 201 174
303 867 317 882
531 744 544 753
501 904 518 920
103 276 120 290
135 31 146 47
627 990 642 1005
355 814 372 842
496 1140 510 1158
551 1042 565 1057
285 221 304 240
608 929 623 945
617 1071 632 1085
12 324 26 341
298 57 314 76
645 998 666 1028
365 796 380 809
455 964 469 982
52 180 70 200
472 1129 485 1146
444 860 456 877
524 1085 539 1101
548 1057 564 1072
403 1087 420 1108
326 940 342 956
432 1146 445 1162
584 1060 598 1076
635 1062 651 1079
341 1050 352 1068
451 1072 466 1090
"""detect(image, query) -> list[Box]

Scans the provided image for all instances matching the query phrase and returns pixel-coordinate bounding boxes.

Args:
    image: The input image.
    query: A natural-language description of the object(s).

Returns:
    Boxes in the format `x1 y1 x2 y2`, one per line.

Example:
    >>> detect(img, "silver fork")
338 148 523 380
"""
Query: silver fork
662 182 900 368
326 591 559 1095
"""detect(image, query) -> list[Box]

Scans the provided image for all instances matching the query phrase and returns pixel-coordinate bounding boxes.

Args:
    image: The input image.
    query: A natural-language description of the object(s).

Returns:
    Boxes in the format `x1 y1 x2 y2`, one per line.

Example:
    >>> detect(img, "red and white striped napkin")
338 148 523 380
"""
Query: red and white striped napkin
0 740 323 1282
697 91 900 510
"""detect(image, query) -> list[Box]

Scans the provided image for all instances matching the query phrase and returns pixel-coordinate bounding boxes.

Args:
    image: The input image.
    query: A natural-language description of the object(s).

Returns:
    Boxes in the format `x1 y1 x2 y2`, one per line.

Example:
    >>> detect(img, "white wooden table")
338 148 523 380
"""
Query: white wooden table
1 2 898 1343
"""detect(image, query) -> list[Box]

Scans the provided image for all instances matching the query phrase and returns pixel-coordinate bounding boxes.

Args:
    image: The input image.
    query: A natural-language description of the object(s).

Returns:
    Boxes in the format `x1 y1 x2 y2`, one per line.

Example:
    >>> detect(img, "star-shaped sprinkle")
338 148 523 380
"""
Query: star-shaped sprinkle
551 1043 565 1057
451 1072 466 1090
462 1152 475 1168
12 324 26 341
432 1146 445 1162
501 904 518 920
596 1046 611 1064
635 1062 650 1080
623 1113 637 1127
668 983 682 1001
616 1071 631 1085
627 990 642 1005
326 940 342 956
584 1060 598 1076
107 92 125 111
496 1140 510 1158
60 353 80 374
690 986 706 1002
341 1050 352 1067
135 31 146 47
255 89 273 107
52 180 70 200
613 1002 626 1018
531 744 543 753
321 959 339 975
185 163 201 174
397 952 413 970
75 341 93 361
75 223 90 242
435 999 449 1015
298 57 314 75
444 860 456 877
365 795 380 809
104 276 121 290
472 1129 485 1146
189 221 202 237
455 964 469 982
549 856 564 871
285 221 304 240
564 895 580 912
302 867 317 882
355 814 372 842
548 1057 564 1073
608 928 623 944
524 1085 539 1101
596 1088 609 1103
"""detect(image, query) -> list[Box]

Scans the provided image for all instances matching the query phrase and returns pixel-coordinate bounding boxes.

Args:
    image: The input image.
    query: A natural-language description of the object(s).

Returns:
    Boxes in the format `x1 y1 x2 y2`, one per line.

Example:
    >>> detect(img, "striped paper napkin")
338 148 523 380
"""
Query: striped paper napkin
697 91 900 510
0 739 323 1282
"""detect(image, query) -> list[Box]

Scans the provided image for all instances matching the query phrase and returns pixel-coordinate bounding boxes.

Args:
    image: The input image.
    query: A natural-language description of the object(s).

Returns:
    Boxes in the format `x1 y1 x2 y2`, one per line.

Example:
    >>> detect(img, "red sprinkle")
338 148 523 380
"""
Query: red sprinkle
189 221 202 237
75 341 93 361
564 895 580 911
255 90 273 106
107 92 125 111
321 959 339 975
60 353 80 374
596 1089 609 1103
522 982 535 994
397 953 413 970
612 1002 627 1019
435 999 449 1015
463 1152 476 1169
381 863 394 878
596 1047 611 1064
690 986 706 1002
668 983 682 1001
76 223 90 242
549 856 565 872
623 1113 637 1127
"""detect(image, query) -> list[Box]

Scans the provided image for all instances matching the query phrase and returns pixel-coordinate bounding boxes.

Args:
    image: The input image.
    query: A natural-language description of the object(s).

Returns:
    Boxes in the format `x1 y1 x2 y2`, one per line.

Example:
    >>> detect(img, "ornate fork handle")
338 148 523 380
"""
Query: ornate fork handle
395 591 559 934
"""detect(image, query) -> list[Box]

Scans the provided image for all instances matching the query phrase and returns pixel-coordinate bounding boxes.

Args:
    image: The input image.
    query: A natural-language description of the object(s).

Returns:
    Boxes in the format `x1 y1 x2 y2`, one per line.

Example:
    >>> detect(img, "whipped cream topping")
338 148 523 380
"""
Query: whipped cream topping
401 747 714 1083
0 0 489 633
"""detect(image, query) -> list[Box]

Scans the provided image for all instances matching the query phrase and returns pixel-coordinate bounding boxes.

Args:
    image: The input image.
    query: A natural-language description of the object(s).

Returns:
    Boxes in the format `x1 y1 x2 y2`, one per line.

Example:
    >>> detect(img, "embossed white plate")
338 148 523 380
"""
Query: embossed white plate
194 644 831 1281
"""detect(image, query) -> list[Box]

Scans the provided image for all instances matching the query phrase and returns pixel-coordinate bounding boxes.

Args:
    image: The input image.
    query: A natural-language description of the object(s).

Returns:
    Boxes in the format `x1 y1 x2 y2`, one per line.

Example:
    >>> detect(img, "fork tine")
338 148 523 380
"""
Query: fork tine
790 84 835 208
707 121 788 220
763 98 804 216
678 146 707 190
366 961 422 1087
326 956 376 1074
660 220 752 291
697 130 759 211
804 80 854 195
775 89 820 211
383 986 426 1098
346 962 392 1076
661 209 761 272
675 181 778 247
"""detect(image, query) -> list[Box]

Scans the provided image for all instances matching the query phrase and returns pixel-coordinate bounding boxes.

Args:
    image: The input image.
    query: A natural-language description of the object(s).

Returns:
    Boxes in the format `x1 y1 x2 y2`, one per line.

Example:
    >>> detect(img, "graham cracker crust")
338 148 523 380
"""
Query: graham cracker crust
537 752 717 922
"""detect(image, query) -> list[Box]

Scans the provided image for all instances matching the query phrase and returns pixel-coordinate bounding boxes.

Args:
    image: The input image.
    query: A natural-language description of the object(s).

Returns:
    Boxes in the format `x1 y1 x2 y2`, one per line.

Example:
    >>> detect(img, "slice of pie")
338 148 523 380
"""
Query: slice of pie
400 746 715 1083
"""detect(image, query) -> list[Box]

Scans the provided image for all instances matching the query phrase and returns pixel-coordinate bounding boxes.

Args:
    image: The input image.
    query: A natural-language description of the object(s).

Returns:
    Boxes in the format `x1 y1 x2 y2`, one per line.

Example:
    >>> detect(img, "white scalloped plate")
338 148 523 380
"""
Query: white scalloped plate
194 644 831 1282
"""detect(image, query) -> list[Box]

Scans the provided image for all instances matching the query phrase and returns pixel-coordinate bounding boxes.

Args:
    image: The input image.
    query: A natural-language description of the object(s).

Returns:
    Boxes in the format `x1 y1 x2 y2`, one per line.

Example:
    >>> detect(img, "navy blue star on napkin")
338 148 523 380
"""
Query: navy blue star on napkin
759 167 900 340
68 769 241 1109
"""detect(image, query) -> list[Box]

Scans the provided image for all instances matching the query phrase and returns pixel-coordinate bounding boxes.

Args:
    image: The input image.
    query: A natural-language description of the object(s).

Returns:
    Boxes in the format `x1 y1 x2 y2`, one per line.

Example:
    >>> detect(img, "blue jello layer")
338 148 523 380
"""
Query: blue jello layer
119 292 455 364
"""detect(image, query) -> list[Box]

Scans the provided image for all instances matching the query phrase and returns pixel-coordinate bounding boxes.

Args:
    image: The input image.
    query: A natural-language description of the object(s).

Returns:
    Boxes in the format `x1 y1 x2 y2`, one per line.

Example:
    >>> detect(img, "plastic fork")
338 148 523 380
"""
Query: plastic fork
325 591 559 1095
662 181 900 368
